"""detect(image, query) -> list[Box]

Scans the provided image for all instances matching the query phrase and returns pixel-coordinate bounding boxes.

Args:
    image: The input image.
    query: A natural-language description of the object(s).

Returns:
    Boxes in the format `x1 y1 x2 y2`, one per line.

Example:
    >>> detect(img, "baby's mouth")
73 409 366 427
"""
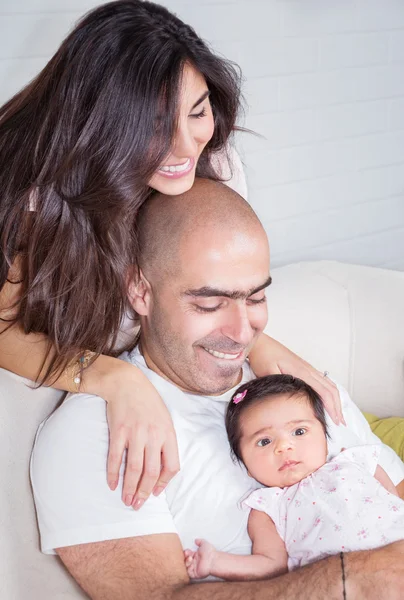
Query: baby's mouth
279 460 300 472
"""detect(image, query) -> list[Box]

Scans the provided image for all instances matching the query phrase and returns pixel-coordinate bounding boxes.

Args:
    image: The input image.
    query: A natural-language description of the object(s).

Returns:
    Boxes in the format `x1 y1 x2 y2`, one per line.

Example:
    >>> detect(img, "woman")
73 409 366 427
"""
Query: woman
0 0 341 510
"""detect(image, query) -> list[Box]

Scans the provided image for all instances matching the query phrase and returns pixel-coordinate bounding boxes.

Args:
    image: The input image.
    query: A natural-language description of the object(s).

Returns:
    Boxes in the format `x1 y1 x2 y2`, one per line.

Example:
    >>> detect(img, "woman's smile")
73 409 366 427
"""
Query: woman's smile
157 157 195 178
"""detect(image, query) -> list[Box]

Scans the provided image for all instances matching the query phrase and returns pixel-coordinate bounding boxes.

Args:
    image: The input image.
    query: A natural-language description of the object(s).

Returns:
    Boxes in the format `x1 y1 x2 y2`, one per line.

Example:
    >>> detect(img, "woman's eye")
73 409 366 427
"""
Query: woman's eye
190 107 207 119
257 438 271 447
293 428 306 436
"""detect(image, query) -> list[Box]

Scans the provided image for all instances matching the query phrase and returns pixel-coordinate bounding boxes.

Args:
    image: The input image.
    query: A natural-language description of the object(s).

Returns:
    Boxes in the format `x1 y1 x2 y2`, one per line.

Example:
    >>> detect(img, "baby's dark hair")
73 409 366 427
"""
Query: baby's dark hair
225 374 330 463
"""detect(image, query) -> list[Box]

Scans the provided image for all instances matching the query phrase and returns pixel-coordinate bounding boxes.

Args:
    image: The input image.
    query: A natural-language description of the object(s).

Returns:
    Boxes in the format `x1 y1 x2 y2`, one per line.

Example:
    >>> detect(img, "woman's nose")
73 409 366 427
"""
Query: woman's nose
172 122 197 158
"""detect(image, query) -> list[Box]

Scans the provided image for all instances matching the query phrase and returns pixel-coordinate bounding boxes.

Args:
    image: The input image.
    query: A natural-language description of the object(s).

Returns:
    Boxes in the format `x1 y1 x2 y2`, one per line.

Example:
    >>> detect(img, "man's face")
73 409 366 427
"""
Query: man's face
140 226 270 395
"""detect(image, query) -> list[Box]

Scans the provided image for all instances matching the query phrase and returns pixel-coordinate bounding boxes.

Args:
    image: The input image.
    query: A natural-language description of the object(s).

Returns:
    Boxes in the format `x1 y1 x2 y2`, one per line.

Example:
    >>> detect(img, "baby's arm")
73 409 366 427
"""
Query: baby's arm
375 465 399 497
184 510 288 581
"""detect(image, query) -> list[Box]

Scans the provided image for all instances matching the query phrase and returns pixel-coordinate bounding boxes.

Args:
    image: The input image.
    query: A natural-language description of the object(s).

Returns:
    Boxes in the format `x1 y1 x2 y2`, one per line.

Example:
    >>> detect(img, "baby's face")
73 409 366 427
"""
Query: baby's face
239 394 328 488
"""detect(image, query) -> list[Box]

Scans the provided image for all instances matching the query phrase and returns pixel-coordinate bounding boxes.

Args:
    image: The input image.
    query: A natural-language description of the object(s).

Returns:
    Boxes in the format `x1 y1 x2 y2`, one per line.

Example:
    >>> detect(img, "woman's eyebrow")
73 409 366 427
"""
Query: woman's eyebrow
191 90 210 110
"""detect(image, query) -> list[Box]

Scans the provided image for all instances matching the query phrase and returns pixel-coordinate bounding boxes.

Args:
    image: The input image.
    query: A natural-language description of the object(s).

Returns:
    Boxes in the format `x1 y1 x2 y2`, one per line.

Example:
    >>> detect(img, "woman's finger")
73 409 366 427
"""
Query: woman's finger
131 431 163 510
310 369 344 424
106 425 128 491
279 360 343 425
307 372 344 425
152 432 180 496
122 427 147 507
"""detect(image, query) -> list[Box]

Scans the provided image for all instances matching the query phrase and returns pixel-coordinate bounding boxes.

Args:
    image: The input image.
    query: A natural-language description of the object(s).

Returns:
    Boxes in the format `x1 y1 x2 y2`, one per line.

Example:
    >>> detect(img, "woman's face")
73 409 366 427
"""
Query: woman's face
148 63 215 195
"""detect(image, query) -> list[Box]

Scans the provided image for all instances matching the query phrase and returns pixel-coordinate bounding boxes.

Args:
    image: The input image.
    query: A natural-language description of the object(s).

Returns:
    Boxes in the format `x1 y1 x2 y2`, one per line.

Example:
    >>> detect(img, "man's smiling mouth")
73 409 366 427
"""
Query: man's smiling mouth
203 347 243 360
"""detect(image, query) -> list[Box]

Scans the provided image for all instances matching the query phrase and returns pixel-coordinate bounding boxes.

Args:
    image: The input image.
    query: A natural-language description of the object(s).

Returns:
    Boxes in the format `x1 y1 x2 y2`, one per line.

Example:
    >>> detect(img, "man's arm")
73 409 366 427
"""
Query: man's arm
57 533 404 600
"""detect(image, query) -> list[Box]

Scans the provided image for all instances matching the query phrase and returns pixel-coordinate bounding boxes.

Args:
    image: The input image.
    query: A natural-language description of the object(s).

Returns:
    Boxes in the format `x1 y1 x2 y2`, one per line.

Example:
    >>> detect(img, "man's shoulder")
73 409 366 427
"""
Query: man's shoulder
32 390 109 470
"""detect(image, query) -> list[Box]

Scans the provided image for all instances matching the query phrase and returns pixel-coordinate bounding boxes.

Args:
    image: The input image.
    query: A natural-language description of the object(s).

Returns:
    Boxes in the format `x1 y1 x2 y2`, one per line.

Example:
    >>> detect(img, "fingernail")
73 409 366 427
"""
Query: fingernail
153 486 164 497
133 498 145 511
109 480 118 491
124 494 133 506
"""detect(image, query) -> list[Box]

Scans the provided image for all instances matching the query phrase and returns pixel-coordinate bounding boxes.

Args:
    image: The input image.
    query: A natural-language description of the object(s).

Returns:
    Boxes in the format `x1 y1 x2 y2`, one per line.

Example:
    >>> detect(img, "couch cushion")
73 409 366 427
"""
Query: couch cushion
266 261 404 417
265 261 351 390
0 368 87 599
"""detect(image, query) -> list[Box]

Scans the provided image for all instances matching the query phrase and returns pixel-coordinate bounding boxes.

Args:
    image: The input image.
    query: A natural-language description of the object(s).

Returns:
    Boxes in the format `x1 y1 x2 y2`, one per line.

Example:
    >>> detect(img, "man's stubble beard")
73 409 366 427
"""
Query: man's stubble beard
147 314 242 396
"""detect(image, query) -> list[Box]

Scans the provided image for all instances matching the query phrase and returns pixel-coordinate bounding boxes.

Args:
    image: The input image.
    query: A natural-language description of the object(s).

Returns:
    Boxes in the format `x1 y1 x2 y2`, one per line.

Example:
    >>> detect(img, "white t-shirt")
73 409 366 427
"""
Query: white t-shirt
30 348 404 558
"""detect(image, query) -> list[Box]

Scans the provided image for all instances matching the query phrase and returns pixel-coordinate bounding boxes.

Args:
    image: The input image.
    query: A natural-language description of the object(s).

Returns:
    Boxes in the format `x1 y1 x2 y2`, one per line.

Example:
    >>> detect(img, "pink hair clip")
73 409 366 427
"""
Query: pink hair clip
233 390 247 404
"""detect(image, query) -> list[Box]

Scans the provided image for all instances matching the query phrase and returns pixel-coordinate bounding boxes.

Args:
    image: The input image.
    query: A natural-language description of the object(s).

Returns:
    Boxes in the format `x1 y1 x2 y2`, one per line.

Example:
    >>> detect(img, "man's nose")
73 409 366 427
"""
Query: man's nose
172 122 197 158
222 304 255 347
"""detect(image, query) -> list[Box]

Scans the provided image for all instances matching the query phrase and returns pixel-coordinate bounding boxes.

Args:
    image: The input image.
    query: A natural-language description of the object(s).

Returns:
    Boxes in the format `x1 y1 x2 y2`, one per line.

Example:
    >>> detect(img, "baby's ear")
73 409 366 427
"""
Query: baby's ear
127 269 152 316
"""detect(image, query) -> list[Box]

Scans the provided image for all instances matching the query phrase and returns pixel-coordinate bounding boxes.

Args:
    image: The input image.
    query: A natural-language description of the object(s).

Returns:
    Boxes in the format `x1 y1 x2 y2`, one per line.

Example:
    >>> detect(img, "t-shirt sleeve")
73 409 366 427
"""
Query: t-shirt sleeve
339 445 381 476
328 383 404 486
243 487 283 524
30 393 177 555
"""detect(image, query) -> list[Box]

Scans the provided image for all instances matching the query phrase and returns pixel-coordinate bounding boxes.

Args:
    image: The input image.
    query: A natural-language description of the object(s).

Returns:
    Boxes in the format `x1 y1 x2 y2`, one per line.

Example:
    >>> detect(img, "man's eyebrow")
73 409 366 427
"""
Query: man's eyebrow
191 90 210 110
184 276 272 300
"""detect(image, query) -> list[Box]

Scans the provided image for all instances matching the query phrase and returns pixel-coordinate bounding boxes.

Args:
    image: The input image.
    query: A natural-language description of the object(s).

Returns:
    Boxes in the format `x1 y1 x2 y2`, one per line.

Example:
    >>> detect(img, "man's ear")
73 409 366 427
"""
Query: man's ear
127 269 152 316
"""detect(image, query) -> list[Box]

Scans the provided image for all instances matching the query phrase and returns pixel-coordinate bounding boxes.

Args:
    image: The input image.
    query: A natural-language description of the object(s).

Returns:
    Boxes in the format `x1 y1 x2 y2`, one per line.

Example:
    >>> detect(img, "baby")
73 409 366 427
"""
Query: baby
184 375 404 580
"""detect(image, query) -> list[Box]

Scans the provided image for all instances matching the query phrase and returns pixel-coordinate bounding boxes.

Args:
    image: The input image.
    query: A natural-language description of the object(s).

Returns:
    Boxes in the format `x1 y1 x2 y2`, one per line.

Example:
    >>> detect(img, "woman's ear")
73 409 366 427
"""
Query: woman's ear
127 269 152 316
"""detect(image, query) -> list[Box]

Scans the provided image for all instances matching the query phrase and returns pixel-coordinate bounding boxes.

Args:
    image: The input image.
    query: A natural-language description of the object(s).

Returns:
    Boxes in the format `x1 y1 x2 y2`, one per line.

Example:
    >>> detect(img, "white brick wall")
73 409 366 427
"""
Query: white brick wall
1 0 404 271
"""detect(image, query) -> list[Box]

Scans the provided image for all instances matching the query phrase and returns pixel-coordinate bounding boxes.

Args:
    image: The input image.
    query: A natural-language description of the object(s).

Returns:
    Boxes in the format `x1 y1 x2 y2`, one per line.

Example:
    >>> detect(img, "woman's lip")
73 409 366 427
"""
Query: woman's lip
157 157 195 179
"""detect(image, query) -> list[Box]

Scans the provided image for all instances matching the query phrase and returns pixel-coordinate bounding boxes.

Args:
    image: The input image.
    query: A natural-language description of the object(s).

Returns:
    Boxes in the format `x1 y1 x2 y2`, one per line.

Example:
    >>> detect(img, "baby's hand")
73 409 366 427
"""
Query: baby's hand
184 538 216 579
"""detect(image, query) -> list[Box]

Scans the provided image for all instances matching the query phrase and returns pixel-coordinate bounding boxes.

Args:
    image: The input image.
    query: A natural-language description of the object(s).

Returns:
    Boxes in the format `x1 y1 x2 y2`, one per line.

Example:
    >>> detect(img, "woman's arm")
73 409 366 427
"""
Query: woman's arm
0 322 179 509
184 510 288 581
249 333 344 425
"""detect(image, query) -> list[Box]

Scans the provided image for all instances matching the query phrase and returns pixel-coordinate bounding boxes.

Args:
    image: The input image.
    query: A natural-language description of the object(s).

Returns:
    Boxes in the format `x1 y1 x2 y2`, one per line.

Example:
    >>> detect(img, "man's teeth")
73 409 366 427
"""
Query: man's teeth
204 348 241 360
159 158 191 173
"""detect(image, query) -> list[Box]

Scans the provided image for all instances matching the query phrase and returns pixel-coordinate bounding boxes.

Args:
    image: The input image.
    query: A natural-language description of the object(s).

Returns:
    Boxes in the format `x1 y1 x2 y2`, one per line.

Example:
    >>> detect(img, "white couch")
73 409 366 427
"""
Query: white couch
1 260 403 599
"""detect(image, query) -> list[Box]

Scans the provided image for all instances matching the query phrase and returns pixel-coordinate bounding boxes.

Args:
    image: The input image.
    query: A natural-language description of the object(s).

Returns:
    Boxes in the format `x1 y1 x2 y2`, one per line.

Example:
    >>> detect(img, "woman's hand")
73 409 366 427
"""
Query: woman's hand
249 333 345 426
92 357 180 510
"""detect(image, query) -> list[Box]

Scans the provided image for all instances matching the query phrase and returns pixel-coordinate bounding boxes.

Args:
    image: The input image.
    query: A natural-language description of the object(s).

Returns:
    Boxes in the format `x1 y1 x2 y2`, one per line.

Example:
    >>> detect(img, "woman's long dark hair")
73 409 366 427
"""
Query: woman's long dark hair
0 0 243 382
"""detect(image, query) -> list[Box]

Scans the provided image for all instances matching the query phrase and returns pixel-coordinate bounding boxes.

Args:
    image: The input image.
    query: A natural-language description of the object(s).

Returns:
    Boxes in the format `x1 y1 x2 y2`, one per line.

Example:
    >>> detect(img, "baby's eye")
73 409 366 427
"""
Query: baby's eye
293 428 307 436
257 438 272 447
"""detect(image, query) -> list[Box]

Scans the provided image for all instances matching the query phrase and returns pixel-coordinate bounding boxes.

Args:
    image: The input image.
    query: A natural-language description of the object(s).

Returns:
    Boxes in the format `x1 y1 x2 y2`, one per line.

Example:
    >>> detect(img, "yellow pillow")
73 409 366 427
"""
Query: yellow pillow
364 413 404 461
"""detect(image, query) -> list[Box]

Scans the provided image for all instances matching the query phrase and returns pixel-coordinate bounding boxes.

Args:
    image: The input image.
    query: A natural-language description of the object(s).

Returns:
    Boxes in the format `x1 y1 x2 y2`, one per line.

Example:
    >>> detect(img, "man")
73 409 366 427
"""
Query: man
31 179 404 599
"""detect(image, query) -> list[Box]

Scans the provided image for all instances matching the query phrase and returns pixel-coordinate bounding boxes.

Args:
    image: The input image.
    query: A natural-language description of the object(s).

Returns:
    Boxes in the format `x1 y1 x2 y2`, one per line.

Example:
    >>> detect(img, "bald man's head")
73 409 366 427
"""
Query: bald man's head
136 178 265 282
132 178 270 395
